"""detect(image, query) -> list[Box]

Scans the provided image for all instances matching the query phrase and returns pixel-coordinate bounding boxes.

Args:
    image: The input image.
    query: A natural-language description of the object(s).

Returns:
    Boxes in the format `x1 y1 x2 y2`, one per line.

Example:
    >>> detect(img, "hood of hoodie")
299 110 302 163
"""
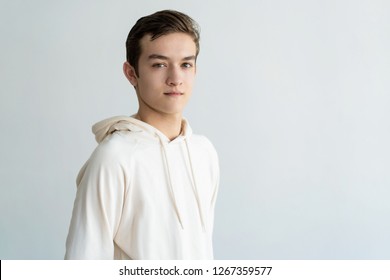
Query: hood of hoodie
92 115 192 144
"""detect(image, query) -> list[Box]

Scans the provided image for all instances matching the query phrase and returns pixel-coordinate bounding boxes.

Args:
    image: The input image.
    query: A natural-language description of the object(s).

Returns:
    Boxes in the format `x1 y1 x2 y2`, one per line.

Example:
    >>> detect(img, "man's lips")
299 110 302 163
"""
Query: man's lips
164 92 183 96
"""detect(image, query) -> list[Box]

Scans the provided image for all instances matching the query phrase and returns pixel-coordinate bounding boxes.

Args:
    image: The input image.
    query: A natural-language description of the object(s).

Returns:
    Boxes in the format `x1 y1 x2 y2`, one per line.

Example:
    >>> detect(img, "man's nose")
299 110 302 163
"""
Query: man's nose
166 66 183 86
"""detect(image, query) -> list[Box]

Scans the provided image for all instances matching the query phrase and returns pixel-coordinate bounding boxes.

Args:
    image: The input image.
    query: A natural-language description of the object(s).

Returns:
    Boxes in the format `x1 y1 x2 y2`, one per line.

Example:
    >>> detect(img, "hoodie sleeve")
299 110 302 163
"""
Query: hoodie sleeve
65 142 127 259
208 139 220 234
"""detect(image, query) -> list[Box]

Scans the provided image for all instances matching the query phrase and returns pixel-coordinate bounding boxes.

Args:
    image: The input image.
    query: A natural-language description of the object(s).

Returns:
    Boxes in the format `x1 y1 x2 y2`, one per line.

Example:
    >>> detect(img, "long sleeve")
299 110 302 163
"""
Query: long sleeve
65 146 126 259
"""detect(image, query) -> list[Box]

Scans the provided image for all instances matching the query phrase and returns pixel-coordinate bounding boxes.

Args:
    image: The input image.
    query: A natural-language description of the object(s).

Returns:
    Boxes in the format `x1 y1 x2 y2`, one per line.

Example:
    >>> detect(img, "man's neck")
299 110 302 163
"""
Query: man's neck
135 111 183 141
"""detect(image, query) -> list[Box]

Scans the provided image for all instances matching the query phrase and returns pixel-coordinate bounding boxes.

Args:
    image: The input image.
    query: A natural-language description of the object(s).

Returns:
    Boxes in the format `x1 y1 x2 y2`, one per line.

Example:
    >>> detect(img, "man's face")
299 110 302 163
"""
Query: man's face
126 32 197 117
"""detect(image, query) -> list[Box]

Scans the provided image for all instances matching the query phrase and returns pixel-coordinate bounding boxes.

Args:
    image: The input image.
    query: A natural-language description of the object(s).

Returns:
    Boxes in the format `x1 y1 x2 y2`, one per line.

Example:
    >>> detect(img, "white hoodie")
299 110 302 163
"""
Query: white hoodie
65 116 219 259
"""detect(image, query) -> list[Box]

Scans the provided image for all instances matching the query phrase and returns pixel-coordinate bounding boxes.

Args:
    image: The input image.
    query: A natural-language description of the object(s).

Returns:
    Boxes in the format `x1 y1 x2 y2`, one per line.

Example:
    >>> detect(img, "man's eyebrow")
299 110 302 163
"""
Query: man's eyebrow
183 55 196 61
148 54 196 61
148 54 168 60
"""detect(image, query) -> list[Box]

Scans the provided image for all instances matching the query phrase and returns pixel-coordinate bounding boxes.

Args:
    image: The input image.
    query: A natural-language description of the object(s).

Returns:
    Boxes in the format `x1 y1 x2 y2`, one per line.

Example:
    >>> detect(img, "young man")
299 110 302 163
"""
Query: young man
65 10 219 260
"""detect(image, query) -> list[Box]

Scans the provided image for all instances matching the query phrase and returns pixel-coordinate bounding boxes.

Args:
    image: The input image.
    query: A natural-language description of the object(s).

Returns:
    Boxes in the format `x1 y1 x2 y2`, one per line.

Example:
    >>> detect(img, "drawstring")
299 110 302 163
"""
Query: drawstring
157 134 205 232
158 136 184 230
185 139 206 232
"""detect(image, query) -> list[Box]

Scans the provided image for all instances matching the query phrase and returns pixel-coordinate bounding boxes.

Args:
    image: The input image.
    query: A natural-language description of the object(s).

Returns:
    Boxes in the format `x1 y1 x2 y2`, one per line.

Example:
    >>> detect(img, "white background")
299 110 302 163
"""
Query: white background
0 0 389 259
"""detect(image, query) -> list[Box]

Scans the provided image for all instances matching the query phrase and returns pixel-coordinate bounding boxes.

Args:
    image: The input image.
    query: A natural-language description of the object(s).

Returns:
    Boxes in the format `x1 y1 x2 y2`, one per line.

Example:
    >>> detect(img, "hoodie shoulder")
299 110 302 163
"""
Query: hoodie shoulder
190 134 218 156
191 133 216 147
75 131 140 187
92 131 140 163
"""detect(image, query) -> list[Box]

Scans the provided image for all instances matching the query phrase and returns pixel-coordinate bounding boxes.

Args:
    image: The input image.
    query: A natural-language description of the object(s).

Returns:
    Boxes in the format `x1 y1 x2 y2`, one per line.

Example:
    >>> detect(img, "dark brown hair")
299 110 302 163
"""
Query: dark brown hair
125 10 200 76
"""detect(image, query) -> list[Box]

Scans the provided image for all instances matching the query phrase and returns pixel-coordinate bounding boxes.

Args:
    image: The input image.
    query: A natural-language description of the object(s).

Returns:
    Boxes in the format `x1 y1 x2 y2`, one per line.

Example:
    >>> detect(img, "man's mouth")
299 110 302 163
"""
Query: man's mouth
164 92 183 96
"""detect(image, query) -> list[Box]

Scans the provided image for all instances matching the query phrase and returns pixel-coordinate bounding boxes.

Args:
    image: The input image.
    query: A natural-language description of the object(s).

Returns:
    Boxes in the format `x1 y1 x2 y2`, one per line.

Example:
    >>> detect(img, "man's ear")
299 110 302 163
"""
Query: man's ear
123 62 138 87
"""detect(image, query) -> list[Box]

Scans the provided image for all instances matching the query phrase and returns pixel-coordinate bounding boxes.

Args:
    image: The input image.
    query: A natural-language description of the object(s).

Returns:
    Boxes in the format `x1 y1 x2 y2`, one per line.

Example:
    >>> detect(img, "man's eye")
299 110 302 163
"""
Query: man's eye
152 63 166 68
182 63 193 68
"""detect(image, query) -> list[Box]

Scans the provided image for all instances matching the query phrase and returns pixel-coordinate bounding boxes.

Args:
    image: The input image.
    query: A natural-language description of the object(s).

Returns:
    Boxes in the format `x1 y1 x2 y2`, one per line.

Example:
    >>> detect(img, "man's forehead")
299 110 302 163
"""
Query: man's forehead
139 33 196 56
